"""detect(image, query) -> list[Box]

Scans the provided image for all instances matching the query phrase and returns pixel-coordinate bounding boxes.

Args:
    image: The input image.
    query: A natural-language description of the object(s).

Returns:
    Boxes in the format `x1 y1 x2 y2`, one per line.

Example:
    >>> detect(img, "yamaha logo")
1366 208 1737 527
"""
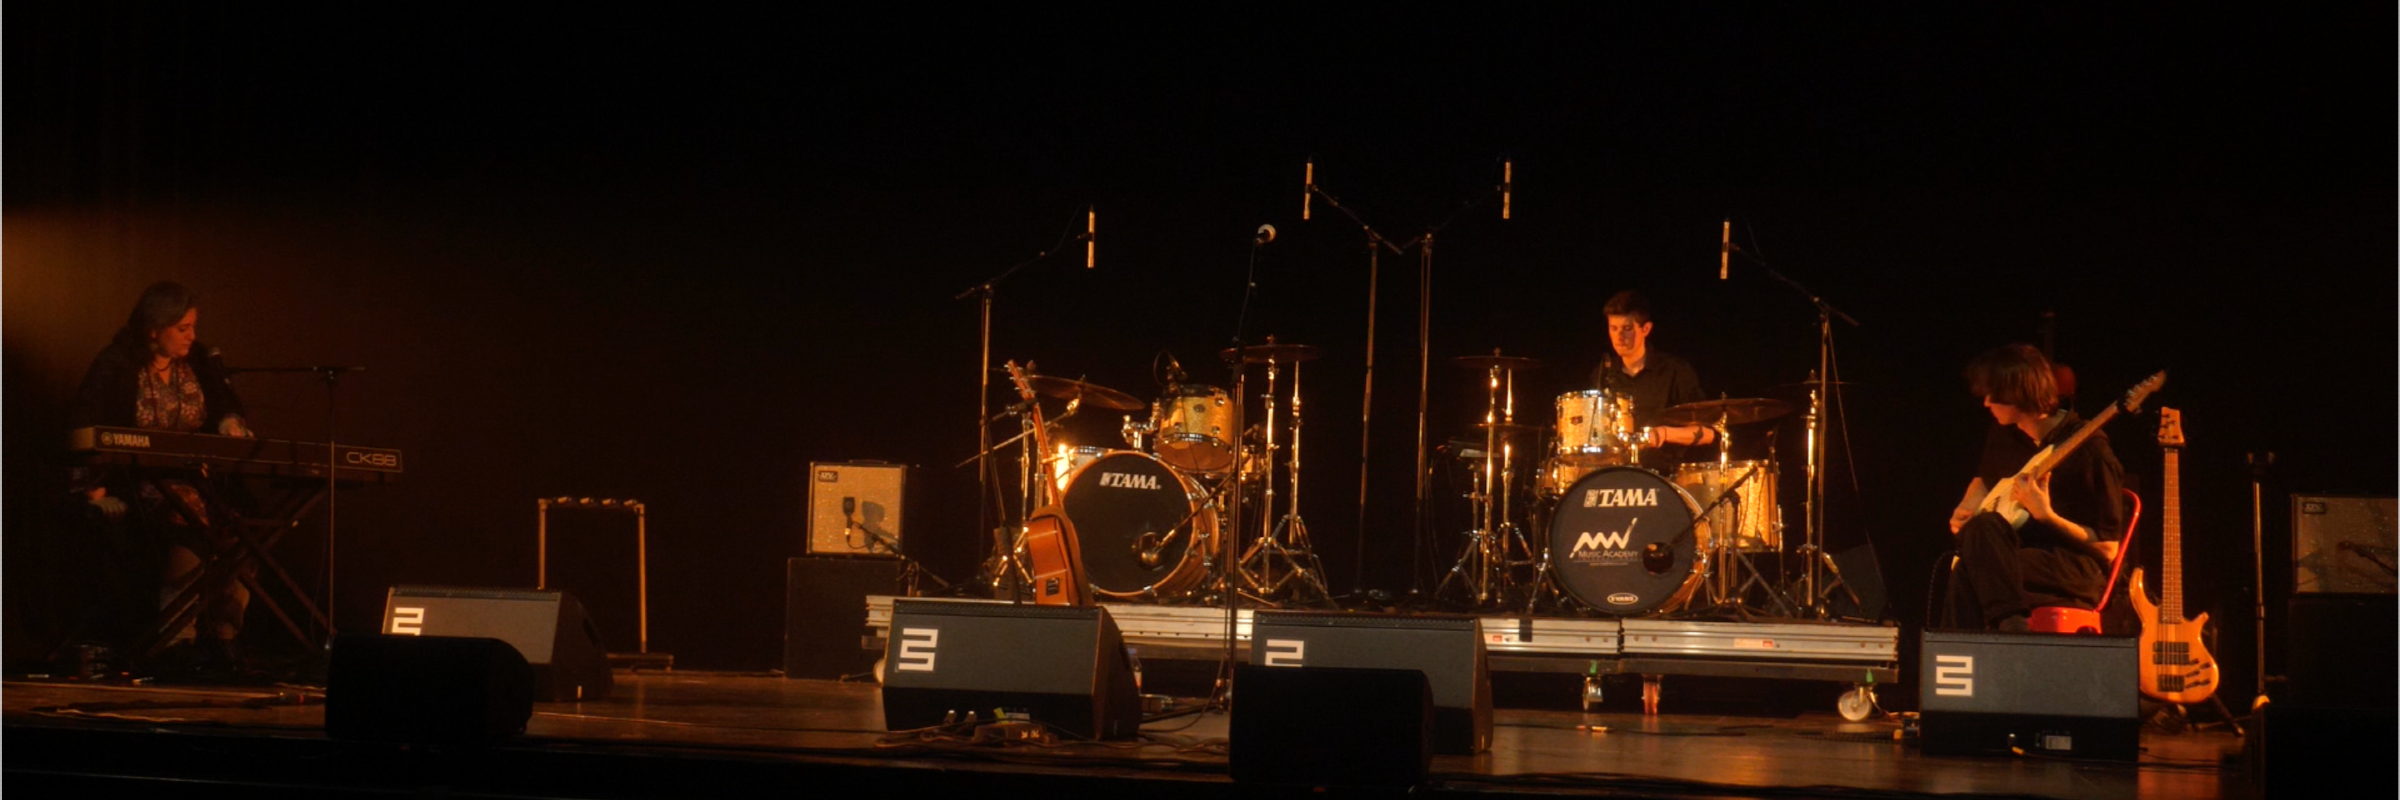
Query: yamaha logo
100 431 153 449
1606 592 1639 606
1099 472 1161 490
1582 487 1658 508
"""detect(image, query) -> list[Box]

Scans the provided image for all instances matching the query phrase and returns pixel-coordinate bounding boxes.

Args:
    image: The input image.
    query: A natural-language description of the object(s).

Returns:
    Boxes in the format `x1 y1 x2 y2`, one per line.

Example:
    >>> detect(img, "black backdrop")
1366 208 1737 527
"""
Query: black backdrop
7 6 2391 706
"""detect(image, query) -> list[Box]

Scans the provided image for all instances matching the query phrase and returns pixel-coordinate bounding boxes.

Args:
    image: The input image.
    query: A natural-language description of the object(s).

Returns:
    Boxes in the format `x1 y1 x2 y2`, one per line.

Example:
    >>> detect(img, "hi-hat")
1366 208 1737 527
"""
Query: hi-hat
1657 398 1795 427
1022 375 1145 411
1453 354 1544 371
1220 342 1323 364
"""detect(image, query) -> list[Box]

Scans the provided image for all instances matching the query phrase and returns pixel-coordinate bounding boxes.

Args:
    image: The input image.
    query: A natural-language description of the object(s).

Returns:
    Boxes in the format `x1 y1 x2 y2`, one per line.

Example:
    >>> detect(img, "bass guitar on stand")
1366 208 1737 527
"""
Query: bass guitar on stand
2130 407 2219 704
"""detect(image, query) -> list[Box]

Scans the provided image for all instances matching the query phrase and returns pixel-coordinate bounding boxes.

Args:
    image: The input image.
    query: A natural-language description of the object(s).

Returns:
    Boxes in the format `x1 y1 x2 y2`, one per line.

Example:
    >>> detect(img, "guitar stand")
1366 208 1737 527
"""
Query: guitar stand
2144 695 2247 737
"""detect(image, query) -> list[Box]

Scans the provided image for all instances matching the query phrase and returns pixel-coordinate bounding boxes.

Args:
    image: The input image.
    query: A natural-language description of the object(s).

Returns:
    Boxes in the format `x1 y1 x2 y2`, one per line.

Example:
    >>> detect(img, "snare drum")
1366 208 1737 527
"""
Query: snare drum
1058 451 1219 599
1554 390 1635 465
1547 466 1710 615
1152 384 1237 473
1672 460 1781 551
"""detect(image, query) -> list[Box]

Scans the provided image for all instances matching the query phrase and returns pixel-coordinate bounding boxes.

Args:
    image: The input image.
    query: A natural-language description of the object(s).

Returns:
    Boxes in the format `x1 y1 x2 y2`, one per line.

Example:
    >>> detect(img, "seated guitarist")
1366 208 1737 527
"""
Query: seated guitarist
1944 344 2126 631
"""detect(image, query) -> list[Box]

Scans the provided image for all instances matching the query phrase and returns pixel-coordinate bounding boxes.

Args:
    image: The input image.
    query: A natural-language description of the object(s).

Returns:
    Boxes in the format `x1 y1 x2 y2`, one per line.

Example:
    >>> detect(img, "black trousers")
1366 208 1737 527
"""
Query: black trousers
1949 511 2105 628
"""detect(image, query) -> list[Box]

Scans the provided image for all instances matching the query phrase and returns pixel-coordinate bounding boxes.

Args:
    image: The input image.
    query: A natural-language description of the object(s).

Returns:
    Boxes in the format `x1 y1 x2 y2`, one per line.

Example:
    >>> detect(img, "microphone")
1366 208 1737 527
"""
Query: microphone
1720 219 1731 280
1501 160 1512 220
1254 224 1276 245
1302 160 1313 220
1085 206 1096 269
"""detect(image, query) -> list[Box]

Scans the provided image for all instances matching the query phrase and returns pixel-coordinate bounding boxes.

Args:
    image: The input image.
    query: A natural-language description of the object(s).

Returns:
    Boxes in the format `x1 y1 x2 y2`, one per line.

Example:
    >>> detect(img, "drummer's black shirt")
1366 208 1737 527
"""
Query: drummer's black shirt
1591 350 1706 469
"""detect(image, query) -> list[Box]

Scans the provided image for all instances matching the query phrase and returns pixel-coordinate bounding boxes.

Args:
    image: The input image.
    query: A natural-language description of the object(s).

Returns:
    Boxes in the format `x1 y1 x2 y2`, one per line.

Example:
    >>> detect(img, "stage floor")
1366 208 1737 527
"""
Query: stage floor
3 671 2247 799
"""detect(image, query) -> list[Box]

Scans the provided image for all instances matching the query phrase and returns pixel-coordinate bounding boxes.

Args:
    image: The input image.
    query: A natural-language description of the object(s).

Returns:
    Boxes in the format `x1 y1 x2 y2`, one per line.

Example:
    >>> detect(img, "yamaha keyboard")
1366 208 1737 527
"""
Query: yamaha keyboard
70 426 403 483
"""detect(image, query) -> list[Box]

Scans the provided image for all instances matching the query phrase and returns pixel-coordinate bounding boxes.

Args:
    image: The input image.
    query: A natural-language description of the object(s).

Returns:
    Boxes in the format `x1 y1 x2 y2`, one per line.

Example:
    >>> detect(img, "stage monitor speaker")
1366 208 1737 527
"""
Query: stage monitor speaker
2293 494 2396 594
807 461 906 558
1247 610 1491 754
1229 664 1432 788
383 585 613 702
2251 700 2399 798
1917 630 2139 760
326 634 533 745
784 557 902 679
880 598 1139 740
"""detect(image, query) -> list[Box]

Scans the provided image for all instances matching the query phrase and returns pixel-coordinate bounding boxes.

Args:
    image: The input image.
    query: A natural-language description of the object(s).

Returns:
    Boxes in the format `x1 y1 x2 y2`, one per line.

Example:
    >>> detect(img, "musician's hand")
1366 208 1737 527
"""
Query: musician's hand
87 488 126 521
2011 473 2059 526
1948 504 1975 534
217 415 254 439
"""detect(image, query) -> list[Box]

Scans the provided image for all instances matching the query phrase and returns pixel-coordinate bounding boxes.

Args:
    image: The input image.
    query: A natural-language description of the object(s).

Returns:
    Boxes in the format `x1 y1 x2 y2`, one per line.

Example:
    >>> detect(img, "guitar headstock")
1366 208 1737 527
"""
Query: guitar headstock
1004 360 1039 402
2157 406 2185 449
2119 370 2167 414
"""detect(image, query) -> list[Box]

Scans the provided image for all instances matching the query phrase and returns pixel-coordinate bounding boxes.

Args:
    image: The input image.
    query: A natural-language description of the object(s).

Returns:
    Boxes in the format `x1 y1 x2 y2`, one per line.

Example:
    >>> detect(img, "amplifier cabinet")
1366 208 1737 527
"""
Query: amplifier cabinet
2293 494 2397 594
807 461 906 558
1917 630 2138 760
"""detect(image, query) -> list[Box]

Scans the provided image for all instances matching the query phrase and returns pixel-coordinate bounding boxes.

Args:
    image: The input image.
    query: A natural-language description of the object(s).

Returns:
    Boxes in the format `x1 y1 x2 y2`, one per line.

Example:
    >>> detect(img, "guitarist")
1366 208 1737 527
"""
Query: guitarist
1944 344 2127 631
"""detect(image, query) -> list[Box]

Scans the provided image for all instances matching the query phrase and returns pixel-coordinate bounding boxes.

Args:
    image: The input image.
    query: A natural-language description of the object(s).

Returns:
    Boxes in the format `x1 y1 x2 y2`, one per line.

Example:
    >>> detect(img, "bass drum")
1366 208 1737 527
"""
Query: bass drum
1059 452 1218 599
1546 466 1711 615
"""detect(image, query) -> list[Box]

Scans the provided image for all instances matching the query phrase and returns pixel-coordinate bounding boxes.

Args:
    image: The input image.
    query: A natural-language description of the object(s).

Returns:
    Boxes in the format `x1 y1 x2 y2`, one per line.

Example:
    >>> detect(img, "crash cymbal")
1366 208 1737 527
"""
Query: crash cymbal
1022 375 1145 411
1656 397 1795 427
1220 342 1323 364
1453 353 1544 371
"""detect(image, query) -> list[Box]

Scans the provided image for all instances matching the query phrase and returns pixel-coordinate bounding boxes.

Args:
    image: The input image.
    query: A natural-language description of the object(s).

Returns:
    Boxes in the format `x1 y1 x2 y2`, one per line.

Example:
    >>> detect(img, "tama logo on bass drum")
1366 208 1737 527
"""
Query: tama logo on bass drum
1581 487 1658 508
1098 472 1162 490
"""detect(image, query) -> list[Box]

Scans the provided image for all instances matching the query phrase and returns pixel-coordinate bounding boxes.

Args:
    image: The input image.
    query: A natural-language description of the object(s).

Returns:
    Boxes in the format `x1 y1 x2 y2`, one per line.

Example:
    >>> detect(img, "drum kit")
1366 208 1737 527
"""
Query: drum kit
1433 353 1814 618
975 339 1333 606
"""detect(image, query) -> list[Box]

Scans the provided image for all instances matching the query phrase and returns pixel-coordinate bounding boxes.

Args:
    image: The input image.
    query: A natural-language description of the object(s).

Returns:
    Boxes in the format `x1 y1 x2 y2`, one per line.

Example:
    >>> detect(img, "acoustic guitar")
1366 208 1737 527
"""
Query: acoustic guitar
2128 407 2219 703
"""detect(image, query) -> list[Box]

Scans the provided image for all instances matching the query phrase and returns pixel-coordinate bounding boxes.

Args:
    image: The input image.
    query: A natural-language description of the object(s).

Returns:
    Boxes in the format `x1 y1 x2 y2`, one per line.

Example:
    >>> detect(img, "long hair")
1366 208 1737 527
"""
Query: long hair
110 281 197 353
1966 343 2059 416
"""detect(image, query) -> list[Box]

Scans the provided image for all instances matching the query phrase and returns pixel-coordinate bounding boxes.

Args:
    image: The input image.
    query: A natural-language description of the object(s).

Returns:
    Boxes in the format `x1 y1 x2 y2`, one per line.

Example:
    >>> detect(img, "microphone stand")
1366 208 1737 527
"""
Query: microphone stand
223 364 364 645
951 206 1095 599
1299 160 1510 602
1214 231 1270 707
1724 242 1864 618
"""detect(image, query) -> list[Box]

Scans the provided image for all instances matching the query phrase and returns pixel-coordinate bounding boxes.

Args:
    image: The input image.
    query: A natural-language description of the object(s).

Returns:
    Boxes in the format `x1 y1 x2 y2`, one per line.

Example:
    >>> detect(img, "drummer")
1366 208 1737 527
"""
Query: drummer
1589 290 1715 470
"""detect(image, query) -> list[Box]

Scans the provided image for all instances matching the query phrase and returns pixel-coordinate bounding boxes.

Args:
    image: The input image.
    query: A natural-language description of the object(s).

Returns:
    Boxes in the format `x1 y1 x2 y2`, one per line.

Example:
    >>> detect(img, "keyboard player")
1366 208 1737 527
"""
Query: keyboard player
65 281 256 676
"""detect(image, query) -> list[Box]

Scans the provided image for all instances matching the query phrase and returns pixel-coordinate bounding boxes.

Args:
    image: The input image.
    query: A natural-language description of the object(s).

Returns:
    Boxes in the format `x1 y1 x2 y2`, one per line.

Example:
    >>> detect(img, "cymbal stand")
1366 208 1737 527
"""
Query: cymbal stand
1437 358 1522 606
1299 159 1511 598
1729 237 1864 617
952 206 1095 599
1240 348 1332 603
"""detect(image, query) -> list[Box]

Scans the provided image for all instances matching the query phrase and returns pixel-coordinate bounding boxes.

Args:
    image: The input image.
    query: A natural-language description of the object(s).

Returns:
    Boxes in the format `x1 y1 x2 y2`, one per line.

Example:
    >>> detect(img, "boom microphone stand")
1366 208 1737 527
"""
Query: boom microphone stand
1722 231 1864 617
1298 159 1511 599
952 205 1096 598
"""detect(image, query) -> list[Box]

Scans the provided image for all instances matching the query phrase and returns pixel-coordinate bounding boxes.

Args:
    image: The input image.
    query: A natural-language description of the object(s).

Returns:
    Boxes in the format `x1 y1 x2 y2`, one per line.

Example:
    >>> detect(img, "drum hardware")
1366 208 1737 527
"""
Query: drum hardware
1437 351 1541 607
1222 338 1332 604
1022 375 1145 411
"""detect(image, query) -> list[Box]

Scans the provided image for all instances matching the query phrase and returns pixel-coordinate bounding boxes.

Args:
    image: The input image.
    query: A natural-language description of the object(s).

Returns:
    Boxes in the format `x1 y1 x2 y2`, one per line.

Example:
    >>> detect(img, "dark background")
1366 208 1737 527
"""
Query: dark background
7 6 2390 709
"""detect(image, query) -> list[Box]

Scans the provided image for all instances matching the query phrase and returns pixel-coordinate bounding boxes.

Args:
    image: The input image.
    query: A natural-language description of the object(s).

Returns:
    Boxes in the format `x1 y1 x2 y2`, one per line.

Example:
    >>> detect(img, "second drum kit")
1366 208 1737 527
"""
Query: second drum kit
1439 352 1804 618
986 339 1332 606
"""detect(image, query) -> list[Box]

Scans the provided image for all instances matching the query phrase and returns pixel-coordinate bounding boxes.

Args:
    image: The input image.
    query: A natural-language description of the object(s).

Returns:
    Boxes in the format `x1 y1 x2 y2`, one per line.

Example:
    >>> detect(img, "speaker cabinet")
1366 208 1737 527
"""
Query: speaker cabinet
1247 610 1491 754
2283 593 2398 708
880 599 1139 740
326 634 534 745
382 586 613 702
1230 664 1432 788
807 461 906 557
2293 495 2397 594
784 557 902 679
1918 630 2139 760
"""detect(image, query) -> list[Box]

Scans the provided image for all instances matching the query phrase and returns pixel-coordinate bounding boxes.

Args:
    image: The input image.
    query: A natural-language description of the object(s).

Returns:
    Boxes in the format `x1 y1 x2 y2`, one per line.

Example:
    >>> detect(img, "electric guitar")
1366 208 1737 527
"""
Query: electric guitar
1003 361 1091 607
1978 371 2166 528
2129 407 2219 703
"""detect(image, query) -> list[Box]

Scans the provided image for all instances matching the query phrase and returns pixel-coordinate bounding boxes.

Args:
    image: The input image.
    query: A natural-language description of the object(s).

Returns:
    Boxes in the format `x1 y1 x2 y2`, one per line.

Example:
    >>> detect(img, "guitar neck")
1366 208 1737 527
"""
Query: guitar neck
2161 446 2183 622
2030 402 2123 479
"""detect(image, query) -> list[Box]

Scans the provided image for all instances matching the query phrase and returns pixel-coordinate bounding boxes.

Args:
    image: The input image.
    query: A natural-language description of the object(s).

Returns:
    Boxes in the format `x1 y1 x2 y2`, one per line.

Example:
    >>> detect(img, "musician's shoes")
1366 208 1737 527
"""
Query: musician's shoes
1996 614 2032 633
